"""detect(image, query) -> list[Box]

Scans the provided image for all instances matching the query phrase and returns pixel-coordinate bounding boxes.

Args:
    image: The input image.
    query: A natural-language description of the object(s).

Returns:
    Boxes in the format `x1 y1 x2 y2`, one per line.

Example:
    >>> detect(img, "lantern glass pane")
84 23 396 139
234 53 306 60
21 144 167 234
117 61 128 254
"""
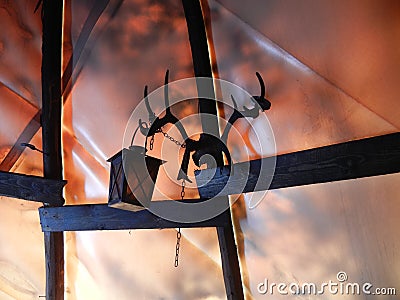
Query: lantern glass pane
123 147 164 206
109 155 124 202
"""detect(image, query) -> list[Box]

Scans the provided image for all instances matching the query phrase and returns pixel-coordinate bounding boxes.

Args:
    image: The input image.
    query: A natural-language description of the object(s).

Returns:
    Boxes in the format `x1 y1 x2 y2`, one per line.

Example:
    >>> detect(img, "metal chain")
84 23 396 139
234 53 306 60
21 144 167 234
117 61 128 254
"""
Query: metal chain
174 228 182 267
144 124 185 151
180 179 186 200
144 122 185 268
174 179 185 267
161 128 186 148
147 120 185 272
149 134 155 150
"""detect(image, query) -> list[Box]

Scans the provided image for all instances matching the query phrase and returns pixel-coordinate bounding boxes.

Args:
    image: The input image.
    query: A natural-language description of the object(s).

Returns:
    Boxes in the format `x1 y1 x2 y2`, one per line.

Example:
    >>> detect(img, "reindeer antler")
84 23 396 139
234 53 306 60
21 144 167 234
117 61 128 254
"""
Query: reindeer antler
144 85 156 124
253 72 271 111
164 70 171 115
139 70 189 141
221 73 271 143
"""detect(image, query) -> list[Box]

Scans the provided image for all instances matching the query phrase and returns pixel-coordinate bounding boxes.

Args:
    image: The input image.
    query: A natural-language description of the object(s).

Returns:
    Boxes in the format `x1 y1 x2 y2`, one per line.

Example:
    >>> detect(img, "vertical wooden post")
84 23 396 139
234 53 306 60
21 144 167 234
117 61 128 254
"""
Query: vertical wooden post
217 213 245 299
181 1 244 299
42 0 64 299
181 0 221 151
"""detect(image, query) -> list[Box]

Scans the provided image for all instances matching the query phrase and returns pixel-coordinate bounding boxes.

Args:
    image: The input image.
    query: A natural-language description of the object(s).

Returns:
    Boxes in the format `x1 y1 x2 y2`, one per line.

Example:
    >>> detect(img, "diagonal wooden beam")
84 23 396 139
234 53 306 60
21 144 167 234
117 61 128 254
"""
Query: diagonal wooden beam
195 132 400 199
0 171 66 204
0 110 41 172
61 0 111 100
0 0 117 173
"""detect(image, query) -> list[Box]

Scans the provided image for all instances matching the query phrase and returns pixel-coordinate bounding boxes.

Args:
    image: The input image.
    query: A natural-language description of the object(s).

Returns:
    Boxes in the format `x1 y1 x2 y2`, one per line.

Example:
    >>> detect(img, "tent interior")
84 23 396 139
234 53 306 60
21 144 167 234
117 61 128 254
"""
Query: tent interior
0 0 399 299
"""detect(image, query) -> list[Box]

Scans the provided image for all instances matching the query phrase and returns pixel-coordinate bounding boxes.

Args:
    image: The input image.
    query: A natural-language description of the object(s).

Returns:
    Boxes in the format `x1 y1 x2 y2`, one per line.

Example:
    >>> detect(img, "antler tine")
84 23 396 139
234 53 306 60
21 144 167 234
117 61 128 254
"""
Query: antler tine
253 72 271 111
144 85 148 108
163 69 190 141
256 72 265 99
144 85 156 123
164 69 171 114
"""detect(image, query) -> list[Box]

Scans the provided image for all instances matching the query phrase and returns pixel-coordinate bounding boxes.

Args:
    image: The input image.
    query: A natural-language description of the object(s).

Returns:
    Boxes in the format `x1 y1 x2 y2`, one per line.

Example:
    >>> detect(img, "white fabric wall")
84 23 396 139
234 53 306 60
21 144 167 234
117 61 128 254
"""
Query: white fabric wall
0 0 399 299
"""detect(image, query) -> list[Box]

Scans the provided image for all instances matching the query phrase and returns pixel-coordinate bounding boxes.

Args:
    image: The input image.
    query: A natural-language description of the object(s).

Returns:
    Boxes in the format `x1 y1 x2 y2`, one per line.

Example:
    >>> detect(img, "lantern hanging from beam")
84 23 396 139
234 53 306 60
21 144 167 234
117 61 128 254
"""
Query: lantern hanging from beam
107 145 164 211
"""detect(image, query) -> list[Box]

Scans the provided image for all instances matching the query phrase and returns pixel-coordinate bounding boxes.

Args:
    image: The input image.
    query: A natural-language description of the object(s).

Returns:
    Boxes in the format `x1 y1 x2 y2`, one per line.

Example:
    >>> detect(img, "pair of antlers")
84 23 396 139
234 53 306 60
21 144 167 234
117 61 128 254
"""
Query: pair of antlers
221 72 271 143
138 70 271 181
139 70 270 142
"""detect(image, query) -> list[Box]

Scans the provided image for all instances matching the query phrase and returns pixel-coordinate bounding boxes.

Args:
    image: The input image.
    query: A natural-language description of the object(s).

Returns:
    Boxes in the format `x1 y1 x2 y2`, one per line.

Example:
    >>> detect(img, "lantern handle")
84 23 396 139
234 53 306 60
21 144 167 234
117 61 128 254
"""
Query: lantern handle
130 123 143 146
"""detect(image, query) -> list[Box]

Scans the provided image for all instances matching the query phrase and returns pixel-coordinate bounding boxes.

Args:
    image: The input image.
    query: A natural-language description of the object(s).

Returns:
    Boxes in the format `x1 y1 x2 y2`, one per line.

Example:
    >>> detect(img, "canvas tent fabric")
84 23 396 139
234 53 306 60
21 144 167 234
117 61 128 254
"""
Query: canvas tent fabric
0 0 399 299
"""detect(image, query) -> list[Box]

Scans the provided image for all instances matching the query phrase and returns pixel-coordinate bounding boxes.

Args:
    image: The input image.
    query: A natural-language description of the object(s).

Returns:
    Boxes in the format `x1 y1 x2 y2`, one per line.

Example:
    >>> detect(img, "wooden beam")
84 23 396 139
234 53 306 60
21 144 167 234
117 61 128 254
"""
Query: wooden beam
217 214 245 300
42 0 64 179
41 0 64 299
44 232 64 300
196 132 400 198
0 171 66 204
39 201 230 232
62 0 114 100
0 111 41 172
181 0 221 142
182 2 244 299
0 1 116 173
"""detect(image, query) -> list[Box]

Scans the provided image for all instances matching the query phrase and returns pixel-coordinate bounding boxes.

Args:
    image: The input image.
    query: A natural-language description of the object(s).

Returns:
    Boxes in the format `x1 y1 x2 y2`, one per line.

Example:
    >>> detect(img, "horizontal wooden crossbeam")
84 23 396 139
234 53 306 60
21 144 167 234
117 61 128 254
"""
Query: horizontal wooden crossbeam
39 132 400 231
196 132 400 198
39 200 231 232
0 171 66 205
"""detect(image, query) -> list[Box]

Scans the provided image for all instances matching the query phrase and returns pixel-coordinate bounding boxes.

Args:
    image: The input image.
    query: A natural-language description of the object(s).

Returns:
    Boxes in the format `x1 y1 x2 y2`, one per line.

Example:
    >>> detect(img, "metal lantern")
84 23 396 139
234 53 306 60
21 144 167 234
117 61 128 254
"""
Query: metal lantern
107 146 164 212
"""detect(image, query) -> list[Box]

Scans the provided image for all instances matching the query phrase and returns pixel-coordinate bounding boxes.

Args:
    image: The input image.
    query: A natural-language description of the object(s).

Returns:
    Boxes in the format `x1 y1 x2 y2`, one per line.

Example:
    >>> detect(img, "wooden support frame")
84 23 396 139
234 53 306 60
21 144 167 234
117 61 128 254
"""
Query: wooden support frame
196 132 400 199
41 0 64 299
0 0 115 174
32 0 400 298
39 203 242 298
39 132 400 231
217 215 245 300
182 1 245 299
0 171 66 205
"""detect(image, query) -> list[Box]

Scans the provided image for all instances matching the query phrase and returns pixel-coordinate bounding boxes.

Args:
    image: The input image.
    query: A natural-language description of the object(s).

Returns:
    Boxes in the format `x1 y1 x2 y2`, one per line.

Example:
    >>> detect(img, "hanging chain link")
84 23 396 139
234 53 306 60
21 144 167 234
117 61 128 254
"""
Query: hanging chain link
144 123 185 151
161 128 186 148
180 178 186 200
174 228 182 267
143 121 185 268
149 134 155 150
174 179 186 267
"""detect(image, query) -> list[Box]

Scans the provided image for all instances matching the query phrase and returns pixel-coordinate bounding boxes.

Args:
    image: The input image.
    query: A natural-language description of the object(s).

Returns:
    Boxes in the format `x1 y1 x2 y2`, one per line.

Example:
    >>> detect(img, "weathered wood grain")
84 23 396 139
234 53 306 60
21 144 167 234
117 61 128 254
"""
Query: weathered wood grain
217 212 245 300
196 132 400 199
41 1 64 299
39 201 230 232
0 171 66 205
